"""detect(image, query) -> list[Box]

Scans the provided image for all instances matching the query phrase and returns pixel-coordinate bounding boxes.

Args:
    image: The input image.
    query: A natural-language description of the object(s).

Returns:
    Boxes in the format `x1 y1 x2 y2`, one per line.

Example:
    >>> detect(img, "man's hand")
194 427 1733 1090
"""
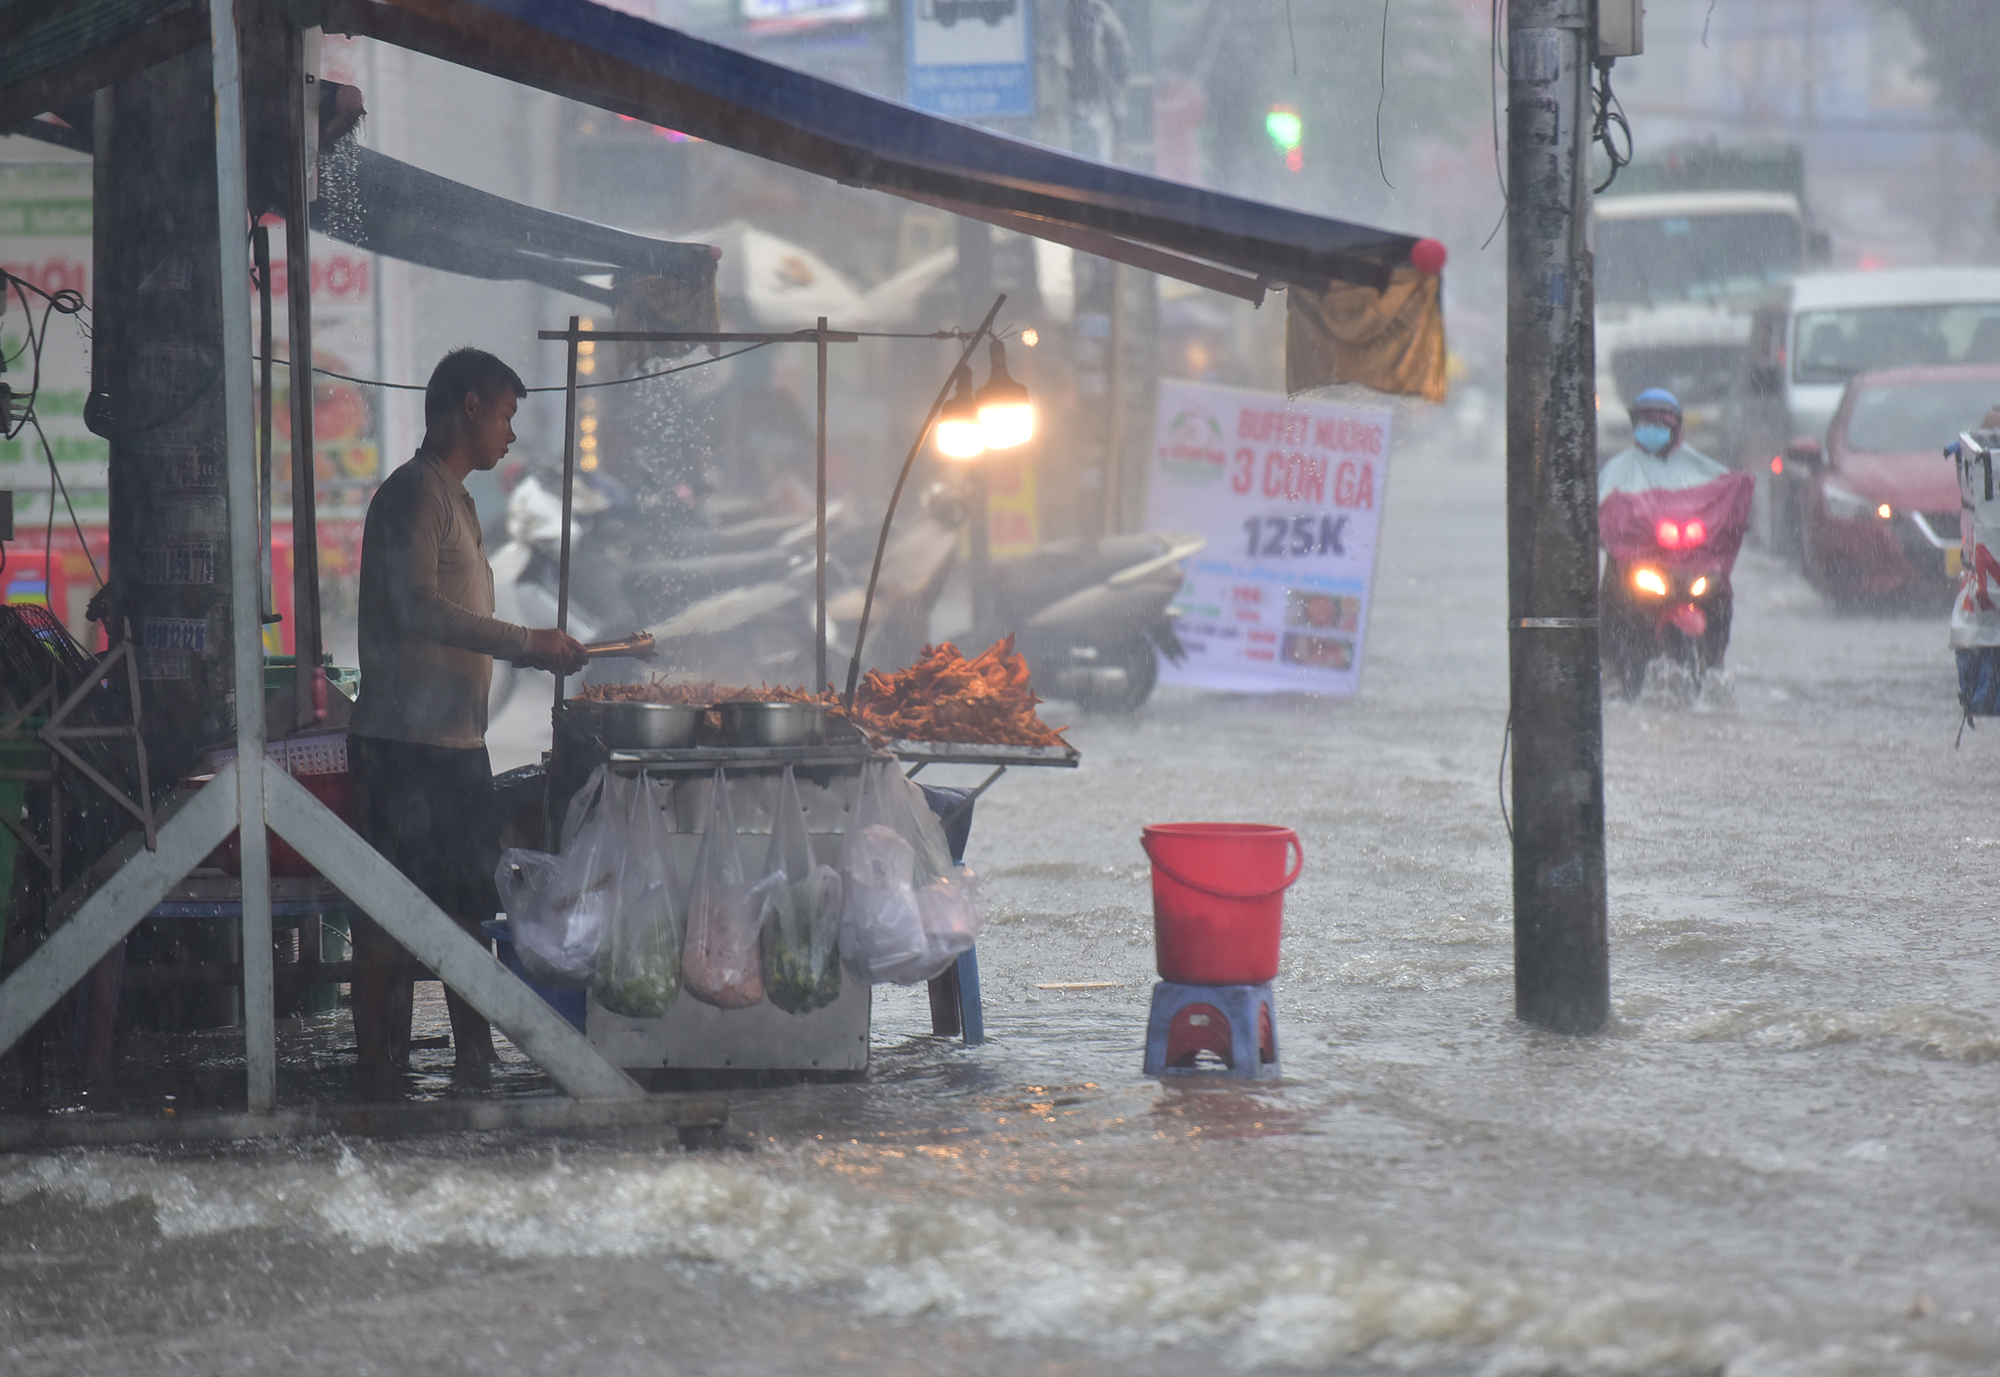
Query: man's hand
519 628 589 676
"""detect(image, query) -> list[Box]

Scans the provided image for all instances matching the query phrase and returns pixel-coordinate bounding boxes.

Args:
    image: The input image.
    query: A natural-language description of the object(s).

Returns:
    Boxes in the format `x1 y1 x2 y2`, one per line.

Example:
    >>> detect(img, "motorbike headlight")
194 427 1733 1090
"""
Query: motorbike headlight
1632 566 1669 597
1690 575 1709 598
1822 481 1870 522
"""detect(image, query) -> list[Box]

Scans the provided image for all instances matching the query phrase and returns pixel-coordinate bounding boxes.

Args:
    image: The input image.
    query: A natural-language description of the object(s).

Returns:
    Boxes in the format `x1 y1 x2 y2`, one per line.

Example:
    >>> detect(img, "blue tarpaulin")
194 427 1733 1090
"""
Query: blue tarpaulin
325 0 1422 292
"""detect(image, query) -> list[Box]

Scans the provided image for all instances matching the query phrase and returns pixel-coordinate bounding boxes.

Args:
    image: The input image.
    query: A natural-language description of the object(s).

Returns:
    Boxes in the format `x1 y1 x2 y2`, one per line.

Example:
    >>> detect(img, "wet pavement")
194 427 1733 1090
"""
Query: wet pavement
5 418 1999 1375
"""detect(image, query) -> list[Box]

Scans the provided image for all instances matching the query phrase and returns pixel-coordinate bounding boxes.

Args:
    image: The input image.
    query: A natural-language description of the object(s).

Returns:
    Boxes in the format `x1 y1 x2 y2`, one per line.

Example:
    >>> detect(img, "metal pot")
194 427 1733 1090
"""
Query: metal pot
718 701 826 747
567 700 702 749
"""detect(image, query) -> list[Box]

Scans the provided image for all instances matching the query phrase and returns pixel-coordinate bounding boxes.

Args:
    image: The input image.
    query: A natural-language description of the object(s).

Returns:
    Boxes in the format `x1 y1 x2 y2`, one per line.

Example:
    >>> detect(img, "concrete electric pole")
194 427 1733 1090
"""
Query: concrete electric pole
1505 0 1609 1034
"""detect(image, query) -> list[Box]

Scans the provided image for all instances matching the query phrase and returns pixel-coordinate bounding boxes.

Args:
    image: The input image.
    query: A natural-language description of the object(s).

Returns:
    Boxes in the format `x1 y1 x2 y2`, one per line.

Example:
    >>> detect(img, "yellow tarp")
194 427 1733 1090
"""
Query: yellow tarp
1286 268 1447 405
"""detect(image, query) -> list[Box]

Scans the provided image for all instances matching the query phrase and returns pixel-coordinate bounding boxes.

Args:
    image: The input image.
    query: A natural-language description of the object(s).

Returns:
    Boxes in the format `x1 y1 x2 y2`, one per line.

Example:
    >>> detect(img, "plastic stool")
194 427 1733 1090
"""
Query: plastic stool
1142 980 1279 1079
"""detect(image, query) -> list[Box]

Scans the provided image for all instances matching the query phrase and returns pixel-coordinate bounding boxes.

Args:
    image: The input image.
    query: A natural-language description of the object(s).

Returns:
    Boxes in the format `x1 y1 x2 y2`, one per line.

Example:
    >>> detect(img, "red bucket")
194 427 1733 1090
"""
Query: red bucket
1142 823 1304 986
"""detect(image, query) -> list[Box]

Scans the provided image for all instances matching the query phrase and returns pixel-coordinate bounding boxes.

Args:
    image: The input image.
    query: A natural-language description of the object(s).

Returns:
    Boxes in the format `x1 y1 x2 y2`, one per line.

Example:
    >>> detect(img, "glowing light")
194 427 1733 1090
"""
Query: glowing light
1265 105 1303 153
1770 455 1784 474
1633 567 1669 596
934 366 985 460
976 340 1034 450
1690 575 1709 597
1656 519 1681 549
1684 519 1705 545
580 416 597 434
1020 328 1039 347
1285 146 1304 173
1877 503 1893 519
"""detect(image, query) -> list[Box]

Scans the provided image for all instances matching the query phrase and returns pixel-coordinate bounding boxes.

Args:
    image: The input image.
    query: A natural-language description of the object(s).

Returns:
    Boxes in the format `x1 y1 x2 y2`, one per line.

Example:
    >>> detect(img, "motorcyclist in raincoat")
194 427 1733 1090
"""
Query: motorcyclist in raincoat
1598 388 1751 692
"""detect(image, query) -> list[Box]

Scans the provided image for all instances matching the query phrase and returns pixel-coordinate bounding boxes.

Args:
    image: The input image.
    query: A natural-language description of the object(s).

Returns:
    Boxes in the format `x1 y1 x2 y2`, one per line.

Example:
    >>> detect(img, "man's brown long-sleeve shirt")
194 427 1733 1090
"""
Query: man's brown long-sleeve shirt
351 451 533 748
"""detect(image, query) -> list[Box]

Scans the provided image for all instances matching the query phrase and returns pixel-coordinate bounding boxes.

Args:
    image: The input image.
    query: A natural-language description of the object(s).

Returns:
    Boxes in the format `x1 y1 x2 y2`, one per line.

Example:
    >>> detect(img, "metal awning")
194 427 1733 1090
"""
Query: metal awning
321 0 1424 295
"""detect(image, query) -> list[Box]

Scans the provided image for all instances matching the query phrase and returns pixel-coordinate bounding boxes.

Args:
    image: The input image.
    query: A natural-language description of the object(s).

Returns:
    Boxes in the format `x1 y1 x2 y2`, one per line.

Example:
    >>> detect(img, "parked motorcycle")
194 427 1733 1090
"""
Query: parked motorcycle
961 531 1204 713
1598 473 1754 696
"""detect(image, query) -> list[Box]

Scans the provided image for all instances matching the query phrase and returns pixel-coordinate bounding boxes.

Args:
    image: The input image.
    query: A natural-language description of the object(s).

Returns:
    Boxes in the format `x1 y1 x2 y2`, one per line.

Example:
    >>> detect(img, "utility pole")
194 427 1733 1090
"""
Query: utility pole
1506 0 1608 1034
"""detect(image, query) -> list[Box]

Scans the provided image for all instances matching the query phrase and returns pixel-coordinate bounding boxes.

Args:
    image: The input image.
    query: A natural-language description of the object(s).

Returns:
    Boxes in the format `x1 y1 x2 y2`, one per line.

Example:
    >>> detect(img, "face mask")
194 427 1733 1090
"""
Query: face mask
1633 422 1674 455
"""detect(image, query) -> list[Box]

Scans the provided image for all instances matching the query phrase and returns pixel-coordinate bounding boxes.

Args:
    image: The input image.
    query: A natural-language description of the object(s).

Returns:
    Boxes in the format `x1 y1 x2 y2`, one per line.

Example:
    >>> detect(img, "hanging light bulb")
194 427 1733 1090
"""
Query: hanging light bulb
976 338 1034 450
934 365 986 460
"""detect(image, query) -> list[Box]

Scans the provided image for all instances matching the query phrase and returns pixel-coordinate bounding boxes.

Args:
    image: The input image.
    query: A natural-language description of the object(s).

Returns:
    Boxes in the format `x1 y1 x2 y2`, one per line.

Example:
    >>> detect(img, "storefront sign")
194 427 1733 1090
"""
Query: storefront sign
906 0 1033 119
1142 380 1392 695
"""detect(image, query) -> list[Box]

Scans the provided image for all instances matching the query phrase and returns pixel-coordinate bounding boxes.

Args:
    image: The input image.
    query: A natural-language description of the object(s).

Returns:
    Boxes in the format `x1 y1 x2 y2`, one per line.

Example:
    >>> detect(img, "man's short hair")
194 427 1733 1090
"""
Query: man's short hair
424 348 526 434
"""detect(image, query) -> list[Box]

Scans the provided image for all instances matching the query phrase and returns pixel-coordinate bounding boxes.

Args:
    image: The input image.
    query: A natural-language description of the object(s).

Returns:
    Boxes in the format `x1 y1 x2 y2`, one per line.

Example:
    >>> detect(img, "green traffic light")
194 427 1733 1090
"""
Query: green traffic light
1265 107 1303 153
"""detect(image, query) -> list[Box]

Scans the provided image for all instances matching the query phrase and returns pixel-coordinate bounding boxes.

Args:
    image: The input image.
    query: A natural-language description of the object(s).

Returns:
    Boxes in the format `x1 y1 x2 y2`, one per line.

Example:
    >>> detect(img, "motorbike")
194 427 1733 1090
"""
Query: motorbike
1597 473 1754 697
978 531 1207 713
489 470 834 711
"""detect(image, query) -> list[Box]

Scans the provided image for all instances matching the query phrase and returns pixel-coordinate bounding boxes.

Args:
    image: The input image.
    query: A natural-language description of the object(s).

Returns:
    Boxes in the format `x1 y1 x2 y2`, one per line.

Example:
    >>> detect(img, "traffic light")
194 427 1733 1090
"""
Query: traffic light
1265 104 1303 172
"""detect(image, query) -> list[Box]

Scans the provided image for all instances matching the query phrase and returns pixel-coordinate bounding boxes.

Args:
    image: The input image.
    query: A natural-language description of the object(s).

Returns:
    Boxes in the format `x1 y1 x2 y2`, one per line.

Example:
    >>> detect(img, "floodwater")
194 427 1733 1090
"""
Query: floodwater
7 418 2000 1376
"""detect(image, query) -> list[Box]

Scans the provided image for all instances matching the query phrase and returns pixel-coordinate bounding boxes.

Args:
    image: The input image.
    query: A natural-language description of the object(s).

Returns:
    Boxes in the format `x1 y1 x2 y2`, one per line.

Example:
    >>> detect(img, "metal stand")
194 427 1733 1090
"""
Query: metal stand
538 321 860 729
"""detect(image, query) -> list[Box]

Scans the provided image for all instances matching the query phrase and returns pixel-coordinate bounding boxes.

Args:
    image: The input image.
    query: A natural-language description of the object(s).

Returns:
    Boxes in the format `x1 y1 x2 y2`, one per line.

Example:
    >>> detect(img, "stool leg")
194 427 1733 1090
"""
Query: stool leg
956 947 983 1046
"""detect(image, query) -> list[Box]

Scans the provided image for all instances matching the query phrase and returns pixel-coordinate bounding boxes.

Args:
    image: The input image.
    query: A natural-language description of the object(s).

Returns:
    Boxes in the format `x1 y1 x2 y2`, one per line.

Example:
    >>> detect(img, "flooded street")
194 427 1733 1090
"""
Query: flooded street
7 423 2000 1376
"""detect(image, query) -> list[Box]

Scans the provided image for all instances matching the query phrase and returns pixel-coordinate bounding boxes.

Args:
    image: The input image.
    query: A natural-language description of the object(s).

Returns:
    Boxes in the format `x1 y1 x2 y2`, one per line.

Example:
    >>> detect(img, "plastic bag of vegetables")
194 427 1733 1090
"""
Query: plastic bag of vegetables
756 767 843 1014
495 765 628 987
591 770 684 1018
682 769 765 1008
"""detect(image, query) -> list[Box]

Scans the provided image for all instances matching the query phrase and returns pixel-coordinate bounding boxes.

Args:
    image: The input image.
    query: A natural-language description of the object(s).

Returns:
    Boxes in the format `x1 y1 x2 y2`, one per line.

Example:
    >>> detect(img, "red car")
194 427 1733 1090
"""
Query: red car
1784 364 2000 604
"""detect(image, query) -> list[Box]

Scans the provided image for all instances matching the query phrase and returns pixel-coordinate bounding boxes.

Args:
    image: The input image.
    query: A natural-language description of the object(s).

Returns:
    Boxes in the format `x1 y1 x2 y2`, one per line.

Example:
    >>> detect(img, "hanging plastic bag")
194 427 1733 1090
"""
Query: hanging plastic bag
839 820 930 984
757 767 843 1014
591 771 685 1018
880 762 986 978
494 765 626 987
682 770 765 1008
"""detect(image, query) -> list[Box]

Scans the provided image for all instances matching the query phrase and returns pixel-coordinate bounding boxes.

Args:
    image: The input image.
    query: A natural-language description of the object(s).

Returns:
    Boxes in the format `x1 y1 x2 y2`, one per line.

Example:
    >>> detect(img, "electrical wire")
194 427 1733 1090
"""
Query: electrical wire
1498 709 1513 842
259 325 1019 395
1374 0 1395 190
1591 59 1633 194
2 269 101 591
1483 0 1509 249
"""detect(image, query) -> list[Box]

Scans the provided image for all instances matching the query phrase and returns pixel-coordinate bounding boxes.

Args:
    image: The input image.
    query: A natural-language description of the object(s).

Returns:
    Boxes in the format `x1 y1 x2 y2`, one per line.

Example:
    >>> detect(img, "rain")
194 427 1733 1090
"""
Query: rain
4 1 2000 1374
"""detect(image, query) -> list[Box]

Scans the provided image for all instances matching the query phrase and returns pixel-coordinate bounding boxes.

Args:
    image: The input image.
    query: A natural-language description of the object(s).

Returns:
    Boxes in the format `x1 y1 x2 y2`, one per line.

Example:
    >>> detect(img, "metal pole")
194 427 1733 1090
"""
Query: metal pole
1506 0 1608 1034
284 25 322 731
815 315 828 692
210 0 279 1110
552 317 580 722
968 463 992 641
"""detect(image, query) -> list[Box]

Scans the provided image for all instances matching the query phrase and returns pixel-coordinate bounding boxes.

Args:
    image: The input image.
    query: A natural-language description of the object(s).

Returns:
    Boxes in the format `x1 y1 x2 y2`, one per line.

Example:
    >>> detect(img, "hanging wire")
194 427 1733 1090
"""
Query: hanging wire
3 270 103 589
1482 0 1510 249
256 326 1013 395
1374 0 1396 190
1591 59 1633 194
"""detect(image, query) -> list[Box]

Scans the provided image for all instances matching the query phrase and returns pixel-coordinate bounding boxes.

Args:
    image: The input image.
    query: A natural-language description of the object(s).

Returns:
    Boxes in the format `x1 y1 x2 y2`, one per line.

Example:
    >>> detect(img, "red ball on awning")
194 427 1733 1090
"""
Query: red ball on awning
1410 238 1448 275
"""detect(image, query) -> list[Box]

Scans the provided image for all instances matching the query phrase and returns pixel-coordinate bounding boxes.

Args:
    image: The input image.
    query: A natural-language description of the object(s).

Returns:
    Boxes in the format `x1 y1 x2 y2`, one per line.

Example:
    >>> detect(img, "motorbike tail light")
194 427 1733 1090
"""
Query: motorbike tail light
1656 519 1681 548
1770 455 1784 475
1633 566 1669 597
1684 519 1706 545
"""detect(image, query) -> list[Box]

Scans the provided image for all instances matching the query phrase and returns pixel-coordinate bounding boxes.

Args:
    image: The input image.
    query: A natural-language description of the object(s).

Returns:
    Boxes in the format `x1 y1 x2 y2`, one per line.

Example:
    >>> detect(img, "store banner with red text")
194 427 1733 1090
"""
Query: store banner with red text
1142 380 1392 695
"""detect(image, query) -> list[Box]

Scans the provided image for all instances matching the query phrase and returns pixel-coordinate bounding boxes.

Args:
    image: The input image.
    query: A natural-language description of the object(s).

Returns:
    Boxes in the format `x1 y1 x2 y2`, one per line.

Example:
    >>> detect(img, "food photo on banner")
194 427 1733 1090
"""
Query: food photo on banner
1142 380 1391 695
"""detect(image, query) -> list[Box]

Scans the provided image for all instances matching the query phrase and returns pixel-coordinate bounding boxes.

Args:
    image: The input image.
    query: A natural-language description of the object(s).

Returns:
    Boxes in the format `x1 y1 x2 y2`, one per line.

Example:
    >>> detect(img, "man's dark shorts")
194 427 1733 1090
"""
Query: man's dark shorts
349 735 500 924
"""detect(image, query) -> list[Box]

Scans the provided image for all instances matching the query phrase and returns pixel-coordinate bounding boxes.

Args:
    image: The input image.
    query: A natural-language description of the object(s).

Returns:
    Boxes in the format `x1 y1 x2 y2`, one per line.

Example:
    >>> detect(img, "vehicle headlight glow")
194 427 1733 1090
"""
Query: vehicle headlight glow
1633 566 1669 597
1690 575 1709 597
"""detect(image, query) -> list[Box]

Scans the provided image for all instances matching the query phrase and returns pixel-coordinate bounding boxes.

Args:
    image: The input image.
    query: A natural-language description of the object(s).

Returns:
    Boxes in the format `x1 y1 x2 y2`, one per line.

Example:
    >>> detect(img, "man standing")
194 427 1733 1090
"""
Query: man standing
349 348 587 1084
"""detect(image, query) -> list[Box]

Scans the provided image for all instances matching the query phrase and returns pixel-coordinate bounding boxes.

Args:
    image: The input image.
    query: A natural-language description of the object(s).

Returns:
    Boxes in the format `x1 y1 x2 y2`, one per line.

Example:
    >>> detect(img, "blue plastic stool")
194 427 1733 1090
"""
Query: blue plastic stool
1142 980 1280 1079
482 919 589 1032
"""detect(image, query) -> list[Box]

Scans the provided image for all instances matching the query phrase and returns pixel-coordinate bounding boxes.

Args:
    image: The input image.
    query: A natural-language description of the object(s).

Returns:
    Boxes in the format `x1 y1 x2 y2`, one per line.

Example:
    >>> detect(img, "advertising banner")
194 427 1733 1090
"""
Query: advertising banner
0 153 105 535
1142 380 1392 695
905 0 1033 119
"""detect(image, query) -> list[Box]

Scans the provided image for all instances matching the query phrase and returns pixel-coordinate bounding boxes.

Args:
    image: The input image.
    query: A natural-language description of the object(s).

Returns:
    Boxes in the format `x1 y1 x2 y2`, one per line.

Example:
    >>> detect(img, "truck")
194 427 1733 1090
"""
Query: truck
1592 143 1827 465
